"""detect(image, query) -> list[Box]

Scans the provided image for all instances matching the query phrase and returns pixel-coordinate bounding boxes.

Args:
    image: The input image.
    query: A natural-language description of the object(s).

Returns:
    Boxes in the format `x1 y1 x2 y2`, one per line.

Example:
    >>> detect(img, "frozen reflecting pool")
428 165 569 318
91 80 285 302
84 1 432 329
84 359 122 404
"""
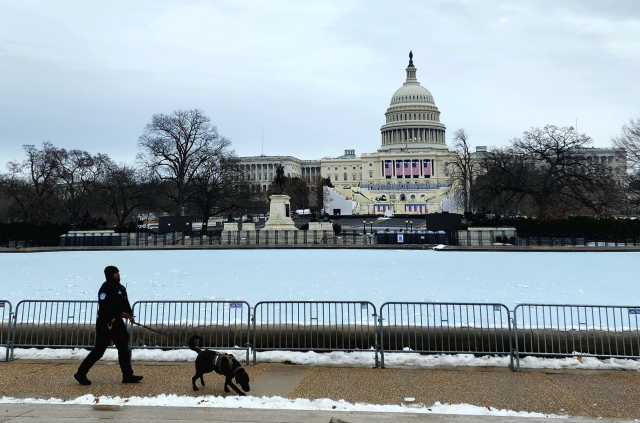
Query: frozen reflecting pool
1 249 639 307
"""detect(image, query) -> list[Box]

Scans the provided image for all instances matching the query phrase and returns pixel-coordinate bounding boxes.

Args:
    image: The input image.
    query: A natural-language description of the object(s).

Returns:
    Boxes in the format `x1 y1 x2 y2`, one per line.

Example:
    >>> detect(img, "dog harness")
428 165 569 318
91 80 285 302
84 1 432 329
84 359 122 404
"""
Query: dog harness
213 353 235 374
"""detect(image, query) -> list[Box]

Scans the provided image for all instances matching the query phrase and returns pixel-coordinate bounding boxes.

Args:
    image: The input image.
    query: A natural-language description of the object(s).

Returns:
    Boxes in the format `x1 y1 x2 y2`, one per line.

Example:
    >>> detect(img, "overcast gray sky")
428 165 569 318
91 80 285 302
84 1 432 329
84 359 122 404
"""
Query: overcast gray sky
1 0 639 166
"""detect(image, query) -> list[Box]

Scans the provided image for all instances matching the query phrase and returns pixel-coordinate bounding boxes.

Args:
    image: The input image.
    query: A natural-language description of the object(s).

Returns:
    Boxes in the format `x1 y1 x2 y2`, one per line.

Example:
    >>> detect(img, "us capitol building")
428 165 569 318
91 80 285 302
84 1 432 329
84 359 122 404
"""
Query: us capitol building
238 53 627 216
238 52 457 216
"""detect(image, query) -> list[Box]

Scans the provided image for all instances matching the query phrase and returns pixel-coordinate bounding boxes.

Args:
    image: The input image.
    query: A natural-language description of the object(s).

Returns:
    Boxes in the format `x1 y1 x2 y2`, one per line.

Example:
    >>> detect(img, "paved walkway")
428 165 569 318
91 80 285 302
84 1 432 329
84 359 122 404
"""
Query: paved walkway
1 360 639 421
0 403 631 423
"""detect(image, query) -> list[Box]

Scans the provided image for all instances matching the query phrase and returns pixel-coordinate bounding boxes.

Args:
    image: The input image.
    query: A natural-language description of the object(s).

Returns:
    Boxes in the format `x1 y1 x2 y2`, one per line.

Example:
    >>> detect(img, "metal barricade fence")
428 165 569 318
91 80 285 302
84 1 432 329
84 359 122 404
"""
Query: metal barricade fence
252 301 378 366
131 301 251 363
379 302 513 369
1 301 12 361
513 304 640 371
11 300 99 352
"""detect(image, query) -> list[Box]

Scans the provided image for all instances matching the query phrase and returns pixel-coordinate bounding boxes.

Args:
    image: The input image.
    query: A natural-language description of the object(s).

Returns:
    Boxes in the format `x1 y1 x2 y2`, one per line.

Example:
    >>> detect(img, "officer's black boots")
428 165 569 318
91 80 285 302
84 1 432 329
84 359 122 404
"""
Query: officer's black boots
122 375 144 383
74 373 91 386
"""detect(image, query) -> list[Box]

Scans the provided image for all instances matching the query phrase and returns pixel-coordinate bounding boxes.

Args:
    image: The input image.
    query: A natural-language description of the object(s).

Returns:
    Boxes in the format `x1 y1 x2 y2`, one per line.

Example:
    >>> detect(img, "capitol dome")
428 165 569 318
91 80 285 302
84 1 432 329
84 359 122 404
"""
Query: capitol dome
379 52 447 153
390 84 435 106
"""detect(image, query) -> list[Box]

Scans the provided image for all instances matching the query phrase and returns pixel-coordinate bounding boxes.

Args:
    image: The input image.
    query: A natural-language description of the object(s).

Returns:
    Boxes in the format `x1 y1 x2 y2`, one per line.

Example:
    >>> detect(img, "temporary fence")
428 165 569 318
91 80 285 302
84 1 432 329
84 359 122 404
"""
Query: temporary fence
378 302 513 369
4 299 640 372
1 300 12 361
130 300 251 363
513 304 640 370
516 237 640 247
11 300 99 353
53 230 383 247
457 230 516 246
252 301 378 365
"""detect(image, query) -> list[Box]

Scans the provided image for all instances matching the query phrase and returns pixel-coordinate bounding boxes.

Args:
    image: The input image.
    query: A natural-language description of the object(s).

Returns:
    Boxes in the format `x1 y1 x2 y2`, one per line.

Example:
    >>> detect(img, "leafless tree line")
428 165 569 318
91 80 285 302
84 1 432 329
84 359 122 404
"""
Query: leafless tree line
0 109 263 228
447 122 640 220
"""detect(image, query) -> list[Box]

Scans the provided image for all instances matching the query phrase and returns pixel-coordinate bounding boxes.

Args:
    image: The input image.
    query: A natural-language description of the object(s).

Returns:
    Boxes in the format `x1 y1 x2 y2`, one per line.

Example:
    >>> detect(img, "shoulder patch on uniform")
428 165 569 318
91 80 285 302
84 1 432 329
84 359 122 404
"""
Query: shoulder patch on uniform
99 293 106 300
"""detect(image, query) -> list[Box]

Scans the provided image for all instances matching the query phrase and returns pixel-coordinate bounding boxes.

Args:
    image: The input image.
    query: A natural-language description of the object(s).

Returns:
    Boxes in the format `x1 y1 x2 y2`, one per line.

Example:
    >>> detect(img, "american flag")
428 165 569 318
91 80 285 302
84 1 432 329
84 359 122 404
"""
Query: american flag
412 160 419 177
396 161 402 177
424 160 431 177
385 161 392 177
405 204 427 213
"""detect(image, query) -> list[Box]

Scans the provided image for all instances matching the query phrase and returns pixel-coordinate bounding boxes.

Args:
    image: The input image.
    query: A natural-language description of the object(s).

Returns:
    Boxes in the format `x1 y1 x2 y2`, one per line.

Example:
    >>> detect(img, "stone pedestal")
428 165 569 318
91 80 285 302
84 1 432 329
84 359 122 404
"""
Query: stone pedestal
241 222 256 231
223 222 238 232
308 222 333 231
263 194 298 231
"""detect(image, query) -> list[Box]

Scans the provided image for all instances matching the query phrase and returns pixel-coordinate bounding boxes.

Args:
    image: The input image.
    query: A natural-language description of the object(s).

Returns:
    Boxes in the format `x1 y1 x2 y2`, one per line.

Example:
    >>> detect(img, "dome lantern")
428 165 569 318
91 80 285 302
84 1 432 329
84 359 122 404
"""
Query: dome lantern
406 50 417 81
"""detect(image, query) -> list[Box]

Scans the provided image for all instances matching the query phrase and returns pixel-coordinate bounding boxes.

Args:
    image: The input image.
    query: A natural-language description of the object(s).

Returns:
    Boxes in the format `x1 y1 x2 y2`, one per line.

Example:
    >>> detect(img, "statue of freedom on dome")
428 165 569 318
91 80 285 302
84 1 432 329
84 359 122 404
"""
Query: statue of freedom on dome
274 164 286 194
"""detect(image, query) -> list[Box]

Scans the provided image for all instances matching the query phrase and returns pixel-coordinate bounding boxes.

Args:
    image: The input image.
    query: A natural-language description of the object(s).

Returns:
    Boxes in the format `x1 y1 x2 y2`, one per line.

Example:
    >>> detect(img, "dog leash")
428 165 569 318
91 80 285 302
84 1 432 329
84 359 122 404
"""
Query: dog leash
129 321 181 343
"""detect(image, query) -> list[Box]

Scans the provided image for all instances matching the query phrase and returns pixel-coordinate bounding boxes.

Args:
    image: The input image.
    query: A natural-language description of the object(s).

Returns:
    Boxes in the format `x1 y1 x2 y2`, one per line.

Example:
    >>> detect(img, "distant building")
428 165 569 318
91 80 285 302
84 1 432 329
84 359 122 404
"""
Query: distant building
238 53 455 215
238 54 627 215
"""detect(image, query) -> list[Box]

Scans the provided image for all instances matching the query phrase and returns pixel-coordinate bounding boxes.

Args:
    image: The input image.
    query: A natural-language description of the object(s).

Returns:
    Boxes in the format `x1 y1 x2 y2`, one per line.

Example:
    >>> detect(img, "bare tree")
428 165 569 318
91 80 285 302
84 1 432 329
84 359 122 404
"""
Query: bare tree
56 149 109 225
187 140 254 223
4 143 63 223
473 147 529 216
612 118 640 173
137 109 223 216
101 163 153 227
445 129 479 213
475 126 620 219
612 118 640 213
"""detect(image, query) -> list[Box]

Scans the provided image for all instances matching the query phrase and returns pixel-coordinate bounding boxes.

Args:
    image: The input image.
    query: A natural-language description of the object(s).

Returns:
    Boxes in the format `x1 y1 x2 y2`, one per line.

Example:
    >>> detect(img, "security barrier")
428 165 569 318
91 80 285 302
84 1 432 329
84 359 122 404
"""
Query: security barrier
4 298 640 372
12 300 99 351
130 300 251 362
379 302 513 369
252 301 378 365
1 300 12 361
513 304 640 370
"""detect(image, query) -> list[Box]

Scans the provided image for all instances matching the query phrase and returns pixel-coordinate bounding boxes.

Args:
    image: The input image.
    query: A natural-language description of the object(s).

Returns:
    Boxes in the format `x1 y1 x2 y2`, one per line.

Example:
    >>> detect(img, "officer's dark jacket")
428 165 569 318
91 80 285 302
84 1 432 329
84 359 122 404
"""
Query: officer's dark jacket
97 280 133 324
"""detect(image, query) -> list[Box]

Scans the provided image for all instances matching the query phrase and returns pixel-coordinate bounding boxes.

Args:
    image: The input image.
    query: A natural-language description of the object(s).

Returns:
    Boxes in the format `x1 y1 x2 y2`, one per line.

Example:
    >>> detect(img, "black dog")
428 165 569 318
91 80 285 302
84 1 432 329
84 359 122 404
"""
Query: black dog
188 335 251 395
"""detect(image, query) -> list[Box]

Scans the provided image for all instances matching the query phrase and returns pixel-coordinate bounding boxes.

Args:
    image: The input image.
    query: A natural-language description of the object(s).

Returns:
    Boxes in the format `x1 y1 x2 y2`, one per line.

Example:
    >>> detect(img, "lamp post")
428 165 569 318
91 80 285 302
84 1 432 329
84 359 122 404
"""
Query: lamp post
363 220 366 235
405 220 408 231
369 219 373 233
410 220 413 232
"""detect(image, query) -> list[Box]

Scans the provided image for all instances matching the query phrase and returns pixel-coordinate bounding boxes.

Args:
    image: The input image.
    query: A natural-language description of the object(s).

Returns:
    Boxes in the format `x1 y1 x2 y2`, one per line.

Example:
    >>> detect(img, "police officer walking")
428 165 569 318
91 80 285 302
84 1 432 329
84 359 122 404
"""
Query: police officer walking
74 266 143 385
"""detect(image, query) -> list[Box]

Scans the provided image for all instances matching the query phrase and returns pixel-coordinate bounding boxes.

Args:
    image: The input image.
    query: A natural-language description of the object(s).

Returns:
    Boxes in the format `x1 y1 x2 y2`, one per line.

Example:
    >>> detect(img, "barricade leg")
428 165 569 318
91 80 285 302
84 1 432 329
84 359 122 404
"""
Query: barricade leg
379 316 385 368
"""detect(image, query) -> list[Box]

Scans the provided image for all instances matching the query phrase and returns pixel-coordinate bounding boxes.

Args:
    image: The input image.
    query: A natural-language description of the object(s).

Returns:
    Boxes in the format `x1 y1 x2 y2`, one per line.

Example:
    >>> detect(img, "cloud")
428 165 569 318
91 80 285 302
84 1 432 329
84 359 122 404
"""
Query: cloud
0 0 638 166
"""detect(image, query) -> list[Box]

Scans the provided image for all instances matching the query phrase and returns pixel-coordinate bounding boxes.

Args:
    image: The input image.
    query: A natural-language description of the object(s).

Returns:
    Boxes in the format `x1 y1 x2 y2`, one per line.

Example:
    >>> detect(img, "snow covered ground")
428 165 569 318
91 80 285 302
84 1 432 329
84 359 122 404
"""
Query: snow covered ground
0 393 561 418
2 250 639 308
3 346 640 371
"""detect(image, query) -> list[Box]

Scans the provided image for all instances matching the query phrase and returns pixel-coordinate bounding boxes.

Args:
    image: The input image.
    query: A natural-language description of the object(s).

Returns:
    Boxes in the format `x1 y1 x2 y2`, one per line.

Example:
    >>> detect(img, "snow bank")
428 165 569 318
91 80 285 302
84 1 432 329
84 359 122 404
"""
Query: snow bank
0 393 560 417
3 346 639 371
